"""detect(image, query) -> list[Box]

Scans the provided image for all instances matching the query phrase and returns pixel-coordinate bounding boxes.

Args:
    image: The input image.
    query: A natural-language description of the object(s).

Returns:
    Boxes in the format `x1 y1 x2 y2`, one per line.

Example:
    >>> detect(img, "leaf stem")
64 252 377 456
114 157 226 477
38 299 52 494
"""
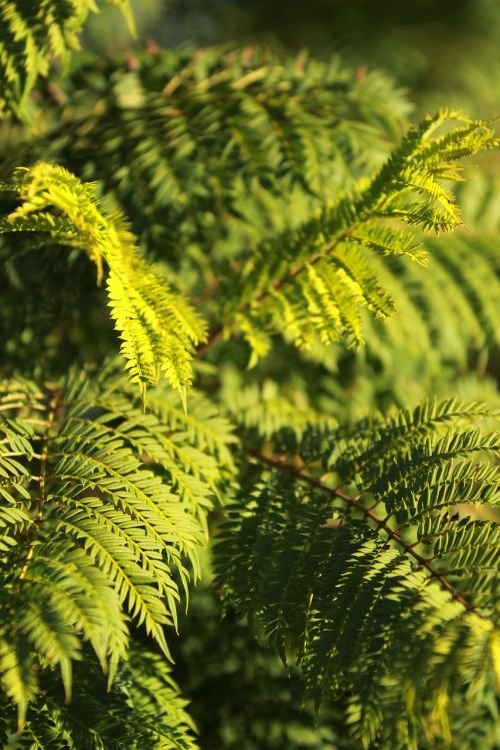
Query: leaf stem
18 388 61 582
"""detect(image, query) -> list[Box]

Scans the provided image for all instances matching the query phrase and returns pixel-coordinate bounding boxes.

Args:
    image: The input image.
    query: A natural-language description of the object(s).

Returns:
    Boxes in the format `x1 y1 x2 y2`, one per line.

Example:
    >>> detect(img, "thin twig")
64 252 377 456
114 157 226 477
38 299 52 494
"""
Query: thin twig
195 219 361 358
196 327 224 357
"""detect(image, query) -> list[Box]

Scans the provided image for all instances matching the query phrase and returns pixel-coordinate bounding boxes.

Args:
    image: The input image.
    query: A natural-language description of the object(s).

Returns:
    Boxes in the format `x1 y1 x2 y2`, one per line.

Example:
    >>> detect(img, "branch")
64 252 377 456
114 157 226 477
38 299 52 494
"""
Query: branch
196 327 224 357
195 224 357 359
248 450 490 621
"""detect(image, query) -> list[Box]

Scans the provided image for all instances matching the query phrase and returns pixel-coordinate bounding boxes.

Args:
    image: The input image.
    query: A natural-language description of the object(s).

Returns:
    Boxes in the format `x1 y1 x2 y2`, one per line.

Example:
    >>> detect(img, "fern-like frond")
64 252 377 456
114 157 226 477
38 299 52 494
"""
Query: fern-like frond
216 400 500 748
0 0 134 120
0 644 198 749
0 163 207 396
0 367 232 726
79 363 236 532
220 112 498 362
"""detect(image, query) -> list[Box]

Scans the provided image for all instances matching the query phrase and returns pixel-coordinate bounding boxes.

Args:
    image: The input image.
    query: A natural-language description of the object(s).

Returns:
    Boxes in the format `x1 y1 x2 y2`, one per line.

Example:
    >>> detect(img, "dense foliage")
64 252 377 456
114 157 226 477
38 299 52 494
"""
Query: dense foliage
0 3 499 749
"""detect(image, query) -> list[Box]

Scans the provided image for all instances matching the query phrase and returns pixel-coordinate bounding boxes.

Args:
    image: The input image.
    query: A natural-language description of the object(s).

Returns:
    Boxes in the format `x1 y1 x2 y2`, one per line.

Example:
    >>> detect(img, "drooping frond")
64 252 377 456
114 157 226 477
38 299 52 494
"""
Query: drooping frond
174 569 500 750
172 576 343 750
0 0 134 119
216 400 500 748
0 366 235 726
220 112 498 362
0 163 208 396
0 645 198 749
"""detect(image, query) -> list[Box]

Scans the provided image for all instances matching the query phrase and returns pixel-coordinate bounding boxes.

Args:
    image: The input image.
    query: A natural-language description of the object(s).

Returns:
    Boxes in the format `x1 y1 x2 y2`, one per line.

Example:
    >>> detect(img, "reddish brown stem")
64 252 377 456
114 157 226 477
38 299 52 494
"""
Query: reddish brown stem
196 327 224 357
249 450 488 620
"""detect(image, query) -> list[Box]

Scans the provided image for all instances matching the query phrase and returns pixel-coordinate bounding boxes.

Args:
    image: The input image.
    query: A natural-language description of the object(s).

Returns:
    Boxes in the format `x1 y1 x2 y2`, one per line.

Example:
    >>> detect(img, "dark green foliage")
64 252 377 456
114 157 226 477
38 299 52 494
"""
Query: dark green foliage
174 579 500 750
216 401 500 747
0 9 499 748
173 583 342 749
0 645 197 749
4 46 410 264
0 367 234 733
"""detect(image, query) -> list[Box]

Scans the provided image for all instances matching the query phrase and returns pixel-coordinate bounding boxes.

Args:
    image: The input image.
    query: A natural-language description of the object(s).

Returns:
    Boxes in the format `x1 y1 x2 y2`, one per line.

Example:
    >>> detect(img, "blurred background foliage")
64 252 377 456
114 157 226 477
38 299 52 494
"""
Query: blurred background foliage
3 2 499 747
94 4 498 746
86 0 500 116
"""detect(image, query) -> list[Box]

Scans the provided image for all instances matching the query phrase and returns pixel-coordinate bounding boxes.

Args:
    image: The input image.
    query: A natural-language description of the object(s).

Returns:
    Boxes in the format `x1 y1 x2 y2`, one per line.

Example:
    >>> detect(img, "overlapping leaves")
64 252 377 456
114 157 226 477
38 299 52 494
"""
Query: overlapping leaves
216 400 500 748
0 368 234 728
222 111 498 363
